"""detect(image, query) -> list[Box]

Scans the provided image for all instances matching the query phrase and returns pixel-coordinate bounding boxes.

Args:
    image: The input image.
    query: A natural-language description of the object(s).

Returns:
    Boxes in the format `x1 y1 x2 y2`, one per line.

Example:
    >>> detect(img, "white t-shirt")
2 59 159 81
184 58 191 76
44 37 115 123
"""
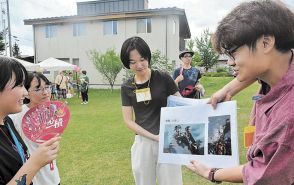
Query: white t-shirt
9 105 60 185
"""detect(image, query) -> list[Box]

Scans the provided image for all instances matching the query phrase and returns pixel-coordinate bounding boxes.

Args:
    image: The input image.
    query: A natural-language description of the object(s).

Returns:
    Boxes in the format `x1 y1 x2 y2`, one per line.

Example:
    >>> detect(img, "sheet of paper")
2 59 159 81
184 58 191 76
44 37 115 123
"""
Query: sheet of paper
159 96 239 168
167 95 209 107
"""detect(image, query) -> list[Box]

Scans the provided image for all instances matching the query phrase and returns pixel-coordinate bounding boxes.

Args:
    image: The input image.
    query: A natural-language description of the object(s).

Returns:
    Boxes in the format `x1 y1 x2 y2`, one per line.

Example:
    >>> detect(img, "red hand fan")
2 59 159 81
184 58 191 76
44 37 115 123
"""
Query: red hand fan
22 101 70 170
22 101 70 143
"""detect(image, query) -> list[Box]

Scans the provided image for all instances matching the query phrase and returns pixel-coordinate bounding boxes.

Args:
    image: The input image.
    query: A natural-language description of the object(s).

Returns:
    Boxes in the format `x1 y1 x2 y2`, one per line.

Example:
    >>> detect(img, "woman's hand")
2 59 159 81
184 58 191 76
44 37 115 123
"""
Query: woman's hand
30 136 61 168
153 135 159 142
186 160 211 180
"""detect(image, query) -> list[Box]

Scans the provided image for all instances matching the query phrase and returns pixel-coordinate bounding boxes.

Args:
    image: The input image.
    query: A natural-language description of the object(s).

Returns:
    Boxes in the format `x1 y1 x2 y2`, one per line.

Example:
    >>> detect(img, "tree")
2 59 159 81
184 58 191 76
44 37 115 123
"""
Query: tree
12 42 21 58
123 50 175 82
89 48 123 91
150 50 175 74
185 39 203 67
0 32 5 54
195 28 219 72
186 39 195 51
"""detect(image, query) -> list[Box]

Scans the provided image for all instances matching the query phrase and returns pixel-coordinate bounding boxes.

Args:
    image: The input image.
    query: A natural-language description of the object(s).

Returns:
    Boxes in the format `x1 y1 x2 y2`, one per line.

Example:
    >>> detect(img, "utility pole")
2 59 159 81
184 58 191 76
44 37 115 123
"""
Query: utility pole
0 2 7 55
6 0 11 56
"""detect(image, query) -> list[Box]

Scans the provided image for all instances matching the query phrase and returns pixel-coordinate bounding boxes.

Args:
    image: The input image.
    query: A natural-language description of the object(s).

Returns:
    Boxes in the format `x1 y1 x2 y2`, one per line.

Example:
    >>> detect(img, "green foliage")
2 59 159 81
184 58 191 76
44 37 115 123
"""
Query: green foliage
216 67 228 73
185 39 203 67
122 69 134 83
150 49 175 74
192 51 203 67
89 48 123 91
186 39 195 51
123 50 175 82
204 72 231 77
205 66 233 77
195 28 219 71
0 32 5 54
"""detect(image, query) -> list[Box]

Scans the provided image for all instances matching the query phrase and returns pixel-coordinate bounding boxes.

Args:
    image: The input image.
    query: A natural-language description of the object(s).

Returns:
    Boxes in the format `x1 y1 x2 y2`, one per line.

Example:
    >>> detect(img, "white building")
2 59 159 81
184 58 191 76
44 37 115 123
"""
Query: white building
24 0 191 87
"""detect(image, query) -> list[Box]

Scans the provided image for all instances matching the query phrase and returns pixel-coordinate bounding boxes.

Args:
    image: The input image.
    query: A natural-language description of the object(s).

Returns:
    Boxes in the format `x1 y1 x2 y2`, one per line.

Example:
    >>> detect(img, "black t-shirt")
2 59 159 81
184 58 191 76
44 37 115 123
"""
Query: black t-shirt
0 116 29 185
121 70 178 135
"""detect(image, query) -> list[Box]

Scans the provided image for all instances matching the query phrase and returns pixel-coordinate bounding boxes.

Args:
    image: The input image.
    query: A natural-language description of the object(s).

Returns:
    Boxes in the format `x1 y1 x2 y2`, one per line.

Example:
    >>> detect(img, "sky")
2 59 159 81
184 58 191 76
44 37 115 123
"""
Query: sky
3 0 294 56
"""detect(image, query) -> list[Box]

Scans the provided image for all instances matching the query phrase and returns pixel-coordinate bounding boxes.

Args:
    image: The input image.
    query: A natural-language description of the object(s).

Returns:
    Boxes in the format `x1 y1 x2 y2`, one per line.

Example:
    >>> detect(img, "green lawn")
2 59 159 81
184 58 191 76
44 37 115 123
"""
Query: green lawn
57 77 259 185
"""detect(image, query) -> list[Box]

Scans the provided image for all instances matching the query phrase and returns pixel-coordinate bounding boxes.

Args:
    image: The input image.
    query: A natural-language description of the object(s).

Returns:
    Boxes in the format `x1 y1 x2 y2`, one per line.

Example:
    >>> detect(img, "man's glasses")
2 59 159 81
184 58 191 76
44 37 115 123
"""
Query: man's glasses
29 86 51 93
183 55 192 58
223 45 240 60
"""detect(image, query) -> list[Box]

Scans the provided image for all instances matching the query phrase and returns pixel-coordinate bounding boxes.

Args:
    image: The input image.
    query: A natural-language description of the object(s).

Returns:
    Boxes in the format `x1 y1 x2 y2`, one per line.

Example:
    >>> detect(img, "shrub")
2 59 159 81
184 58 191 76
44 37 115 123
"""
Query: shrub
203 72 232 77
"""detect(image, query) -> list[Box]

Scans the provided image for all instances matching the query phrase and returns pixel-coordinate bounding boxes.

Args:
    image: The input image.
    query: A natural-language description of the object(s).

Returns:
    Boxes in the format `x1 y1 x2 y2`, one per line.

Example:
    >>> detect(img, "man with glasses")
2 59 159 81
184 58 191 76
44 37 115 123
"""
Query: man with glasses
187 1 294 184
173 50 204 98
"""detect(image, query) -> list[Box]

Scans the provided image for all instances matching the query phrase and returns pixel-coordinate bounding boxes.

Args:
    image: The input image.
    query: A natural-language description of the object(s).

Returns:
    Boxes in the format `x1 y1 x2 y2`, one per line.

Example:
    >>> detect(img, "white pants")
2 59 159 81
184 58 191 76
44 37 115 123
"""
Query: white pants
131 135 183 185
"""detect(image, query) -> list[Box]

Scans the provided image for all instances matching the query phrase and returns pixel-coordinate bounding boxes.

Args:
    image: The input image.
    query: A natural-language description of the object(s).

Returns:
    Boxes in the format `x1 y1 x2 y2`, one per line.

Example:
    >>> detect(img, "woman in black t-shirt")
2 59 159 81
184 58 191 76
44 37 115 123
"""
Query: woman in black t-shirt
120 37 183 185
0 57 61 185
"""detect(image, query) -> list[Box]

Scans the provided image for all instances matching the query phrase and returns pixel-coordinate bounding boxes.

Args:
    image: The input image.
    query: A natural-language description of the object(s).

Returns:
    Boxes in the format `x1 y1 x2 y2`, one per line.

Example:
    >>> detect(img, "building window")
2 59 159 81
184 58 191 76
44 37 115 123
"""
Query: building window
72 58 80 66
103 20 117 35
173 20 176 35
73 23 86 37
45 25 57 38
137 18 151 33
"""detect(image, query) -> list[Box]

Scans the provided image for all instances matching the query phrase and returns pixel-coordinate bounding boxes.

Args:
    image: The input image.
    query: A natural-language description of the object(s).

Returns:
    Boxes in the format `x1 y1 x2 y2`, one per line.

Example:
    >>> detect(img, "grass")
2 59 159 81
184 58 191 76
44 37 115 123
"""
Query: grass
57 77 259 185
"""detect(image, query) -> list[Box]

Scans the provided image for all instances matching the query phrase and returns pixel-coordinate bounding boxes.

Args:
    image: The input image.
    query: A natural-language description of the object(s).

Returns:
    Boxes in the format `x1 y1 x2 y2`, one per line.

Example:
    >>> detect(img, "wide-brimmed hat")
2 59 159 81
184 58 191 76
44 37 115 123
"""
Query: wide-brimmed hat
179 50 194 59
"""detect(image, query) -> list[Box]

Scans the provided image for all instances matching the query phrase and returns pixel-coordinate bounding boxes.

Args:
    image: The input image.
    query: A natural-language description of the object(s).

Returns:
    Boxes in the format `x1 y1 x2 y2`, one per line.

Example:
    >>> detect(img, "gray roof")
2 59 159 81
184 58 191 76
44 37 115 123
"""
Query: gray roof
23 7 191 38
25 7 184 23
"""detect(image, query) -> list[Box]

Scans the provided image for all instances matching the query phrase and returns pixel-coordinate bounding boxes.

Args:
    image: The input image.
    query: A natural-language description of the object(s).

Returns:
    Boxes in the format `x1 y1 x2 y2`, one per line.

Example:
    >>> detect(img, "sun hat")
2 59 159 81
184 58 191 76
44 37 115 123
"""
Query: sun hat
179 50 194 59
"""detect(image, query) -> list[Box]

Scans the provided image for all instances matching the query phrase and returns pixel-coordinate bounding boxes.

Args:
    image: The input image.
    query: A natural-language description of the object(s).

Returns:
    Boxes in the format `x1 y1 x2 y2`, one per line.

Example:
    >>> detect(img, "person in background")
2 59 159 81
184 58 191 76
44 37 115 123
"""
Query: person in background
0 57 60 185
10 72 61 185
120 36 183 185
187 1 294 184
66 72 74 98
54 71 67 100
173 50 205 99
80 70 89 104
50 83 57 100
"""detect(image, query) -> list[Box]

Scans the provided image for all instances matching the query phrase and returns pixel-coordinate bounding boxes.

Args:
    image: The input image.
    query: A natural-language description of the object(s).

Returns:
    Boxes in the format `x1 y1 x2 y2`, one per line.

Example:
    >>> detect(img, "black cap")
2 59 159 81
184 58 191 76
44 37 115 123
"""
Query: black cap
179 50 194 59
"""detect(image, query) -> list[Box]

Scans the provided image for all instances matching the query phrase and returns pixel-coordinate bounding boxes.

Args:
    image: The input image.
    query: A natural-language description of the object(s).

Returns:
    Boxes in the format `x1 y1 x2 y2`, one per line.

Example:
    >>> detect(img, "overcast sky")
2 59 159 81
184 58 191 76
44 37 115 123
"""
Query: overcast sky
5 0 294 55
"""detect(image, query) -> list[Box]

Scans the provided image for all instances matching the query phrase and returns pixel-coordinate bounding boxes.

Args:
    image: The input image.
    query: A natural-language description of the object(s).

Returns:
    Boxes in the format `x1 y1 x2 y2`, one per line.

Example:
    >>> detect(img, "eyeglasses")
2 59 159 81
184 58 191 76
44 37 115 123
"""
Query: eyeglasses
183 55 192 58
29 86 51 93
223 45 240 60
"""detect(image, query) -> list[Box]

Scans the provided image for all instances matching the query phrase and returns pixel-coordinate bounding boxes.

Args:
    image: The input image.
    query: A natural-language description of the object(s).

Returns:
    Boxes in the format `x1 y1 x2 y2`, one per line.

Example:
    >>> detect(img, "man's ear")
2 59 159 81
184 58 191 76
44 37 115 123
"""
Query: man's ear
262 35 275 53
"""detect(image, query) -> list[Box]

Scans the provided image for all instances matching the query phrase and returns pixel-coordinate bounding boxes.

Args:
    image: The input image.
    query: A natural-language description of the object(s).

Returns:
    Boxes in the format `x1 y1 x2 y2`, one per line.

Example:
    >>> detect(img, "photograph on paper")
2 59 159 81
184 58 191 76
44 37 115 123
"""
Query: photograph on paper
208 115 232 155
158 99 239 168
163 123 205 155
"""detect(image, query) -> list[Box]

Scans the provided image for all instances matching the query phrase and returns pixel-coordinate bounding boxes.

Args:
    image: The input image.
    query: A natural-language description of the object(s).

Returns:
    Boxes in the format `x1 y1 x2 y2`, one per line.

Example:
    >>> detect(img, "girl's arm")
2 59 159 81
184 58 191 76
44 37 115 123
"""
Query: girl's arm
7 137 60 185
122 106 159 141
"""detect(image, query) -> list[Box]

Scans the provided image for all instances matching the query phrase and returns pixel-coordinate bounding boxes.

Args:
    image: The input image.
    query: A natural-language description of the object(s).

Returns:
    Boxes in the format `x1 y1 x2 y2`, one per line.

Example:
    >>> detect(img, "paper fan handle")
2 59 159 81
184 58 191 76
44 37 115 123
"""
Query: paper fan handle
50 161 54 171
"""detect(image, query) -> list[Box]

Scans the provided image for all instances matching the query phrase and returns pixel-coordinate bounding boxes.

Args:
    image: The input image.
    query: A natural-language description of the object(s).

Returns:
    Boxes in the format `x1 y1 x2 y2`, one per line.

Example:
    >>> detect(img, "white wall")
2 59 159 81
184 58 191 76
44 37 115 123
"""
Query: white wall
34 15 182 88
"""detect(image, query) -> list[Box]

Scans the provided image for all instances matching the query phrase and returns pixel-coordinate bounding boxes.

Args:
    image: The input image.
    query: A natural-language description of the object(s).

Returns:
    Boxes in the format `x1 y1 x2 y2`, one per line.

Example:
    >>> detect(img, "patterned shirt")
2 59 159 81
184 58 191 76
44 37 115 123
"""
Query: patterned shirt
173 67 201 98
